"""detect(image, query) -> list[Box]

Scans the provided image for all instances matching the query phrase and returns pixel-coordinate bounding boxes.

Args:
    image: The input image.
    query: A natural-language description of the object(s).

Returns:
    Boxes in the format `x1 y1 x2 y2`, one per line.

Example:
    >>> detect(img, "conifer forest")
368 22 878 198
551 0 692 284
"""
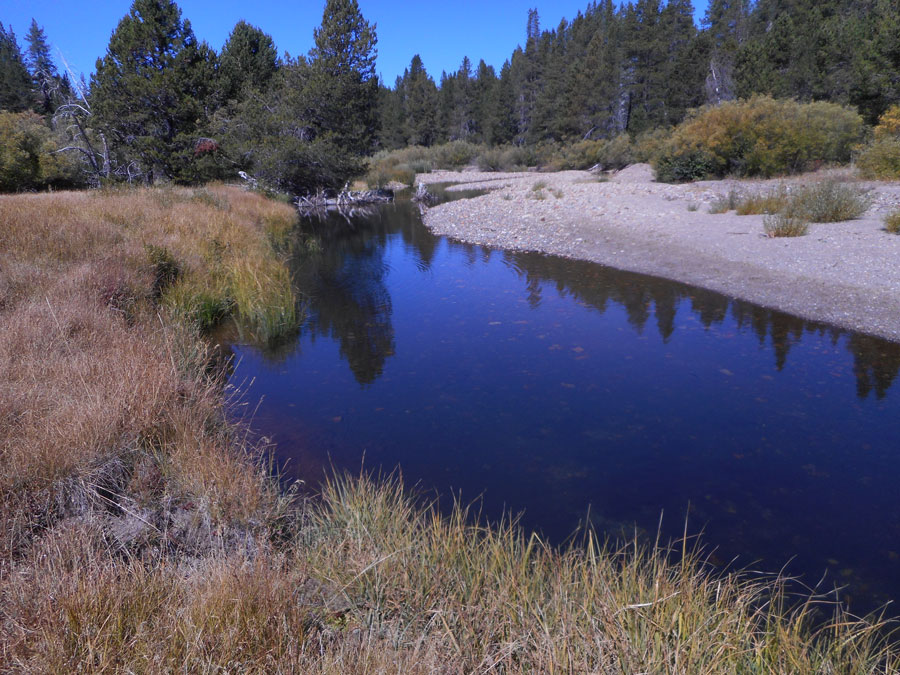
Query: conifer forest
1 0 899 193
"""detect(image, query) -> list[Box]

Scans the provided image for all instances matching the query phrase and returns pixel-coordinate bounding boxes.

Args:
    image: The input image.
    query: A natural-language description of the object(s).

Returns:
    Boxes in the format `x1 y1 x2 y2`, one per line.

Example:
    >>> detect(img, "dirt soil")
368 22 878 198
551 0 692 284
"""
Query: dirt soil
418 165 900 342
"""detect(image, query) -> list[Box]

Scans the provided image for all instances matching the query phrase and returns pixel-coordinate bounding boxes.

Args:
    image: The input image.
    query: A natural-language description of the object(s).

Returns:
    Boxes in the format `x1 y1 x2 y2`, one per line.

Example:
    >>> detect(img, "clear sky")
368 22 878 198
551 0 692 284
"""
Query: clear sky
3 0 708 85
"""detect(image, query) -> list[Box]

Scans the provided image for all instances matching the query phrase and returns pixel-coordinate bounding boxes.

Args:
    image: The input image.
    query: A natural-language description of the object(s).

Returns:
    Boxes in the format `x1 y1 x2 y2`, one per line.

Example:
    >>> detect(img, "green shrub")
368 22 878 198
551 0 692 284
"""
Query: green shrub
785 180 871 222
764 212 809 237
146 245 181 297
856 138 900 180
0 110 83 192
632 127 673 163
657 148 717 183
434 140 479 168
476 144 536 172
654 96 865 182
545 135 635 172
883 210 900 234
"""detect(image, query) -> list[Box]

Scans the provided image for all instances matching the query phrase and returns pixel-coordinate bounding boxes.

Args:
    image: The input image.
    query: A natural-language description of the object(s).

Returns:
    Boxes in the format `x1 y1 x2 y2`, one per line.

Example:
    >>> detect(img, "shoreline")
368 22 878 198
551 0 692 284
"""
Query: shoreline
420 166 900 343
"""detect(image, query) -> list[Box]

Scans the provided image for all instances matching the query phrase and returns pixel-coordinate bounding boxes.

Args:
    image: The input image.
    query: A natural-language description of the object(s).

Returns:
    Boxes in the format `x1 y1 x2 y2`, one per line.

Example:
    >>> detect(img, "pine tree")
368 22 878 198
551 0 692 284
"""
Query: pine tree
91 0 218 182
660 0 704 125
377 79 406 149
25 19 61 113
402 55 438 146
0 23 33 113
490 61 518 144
307 0 379 156
451 56 476 139
702 0 748 103
473 60 499 144
219 21 278 103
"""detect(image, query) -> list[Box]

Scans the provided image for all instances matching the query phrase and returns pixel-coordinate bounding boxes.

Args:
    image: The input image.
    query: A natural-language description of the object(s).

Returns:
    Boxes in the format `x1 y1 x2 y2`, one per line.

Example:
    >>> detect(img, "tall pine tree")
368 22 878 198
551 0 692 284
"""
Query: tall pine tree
219 21 278 103
306 0 379 156
0 23 33 113
91 0 218 182
25 19 63 114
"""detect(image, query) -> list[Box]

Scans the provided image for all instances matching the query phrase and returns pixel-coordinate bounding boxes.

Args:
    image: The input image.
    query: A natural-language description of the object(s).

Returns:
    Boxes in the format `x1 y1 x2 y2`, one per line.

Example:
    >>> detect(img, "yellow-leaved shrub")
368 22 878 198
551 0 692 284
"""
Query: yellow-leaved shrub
654 96 864 182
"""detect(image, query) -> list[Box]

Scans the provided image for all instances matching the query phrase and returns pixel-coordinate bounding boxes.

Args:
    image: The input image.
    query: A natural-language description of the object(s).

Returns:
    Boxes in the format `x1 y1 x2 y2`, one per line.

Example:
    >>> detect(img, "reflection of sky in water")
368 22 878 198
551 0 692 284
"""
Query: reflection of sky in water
230 195 900 616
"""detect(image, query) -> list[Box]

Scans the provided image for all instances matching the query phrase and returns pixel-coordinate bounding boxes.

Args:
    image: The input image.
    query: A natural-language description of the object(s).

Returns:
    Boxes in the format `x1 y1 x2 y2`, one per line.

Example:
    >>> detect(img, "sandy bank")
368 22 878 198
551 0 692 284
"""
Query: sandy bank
419 166 900 342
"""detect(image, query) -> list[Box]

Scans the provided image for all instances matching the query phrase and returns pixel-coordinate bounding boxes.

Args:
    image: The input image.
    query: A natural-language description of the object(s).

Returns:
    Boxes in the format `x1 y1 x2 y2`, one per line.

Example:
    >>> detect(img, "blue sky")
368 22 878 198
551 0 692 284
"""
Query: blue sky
3 0 709 85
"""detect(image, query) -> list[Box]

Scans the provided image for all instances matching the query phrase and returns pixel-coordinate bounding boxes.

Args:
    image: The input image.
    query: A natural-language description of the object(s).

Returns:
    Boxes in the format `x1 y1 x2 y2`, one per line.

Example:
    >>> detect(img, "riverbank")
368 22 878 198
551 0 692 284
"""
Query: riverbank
1 186 897 671
420 166 900 342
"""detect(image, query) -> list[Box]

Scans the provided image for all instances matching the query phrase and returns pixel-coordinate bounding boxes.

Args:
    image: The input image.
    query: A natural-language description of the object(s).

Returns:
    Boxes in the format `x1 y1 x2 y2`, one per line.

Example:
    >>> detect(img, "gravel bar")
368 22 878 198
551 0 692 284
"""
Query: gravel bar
419 166 900 342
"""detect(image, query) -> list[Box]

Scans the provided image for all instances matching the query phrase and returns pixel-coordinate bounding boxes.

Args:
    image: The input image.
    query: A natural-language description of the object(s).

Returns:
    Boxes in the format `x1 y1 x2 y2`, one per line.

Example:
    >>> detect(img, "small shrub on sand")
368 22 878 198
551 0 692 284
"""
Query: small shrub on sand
735 186 789 215
884 210 900 234
764 212 809 237
708 189 742 213
786 180 871 222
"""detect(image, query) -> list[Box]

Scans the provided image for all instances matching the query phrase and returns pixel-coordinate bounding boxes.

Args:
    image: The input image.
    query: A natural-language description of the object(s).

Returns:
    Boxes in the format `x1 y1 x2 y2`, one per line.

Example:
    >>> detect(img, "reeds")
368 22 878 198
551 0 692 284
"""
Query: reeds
6 474 895 671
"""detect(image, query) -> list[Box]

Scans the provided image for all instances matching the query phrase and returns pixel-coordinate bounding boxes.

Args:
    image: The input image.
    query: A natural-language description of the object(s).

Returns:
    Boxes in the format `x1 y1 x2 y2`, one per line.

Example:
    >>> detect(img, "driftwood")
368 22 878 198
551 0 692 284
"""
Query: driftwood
412 182 437 205
297 186 393 210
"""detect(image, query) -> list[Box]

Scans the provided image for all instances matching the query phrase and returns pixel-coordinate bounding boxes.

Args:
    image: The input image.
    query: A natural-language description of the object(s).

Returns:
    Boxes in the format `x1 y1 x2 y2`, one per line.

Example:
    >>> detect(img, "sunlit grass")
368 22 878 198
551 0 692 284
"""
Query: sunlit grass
1 185 898 671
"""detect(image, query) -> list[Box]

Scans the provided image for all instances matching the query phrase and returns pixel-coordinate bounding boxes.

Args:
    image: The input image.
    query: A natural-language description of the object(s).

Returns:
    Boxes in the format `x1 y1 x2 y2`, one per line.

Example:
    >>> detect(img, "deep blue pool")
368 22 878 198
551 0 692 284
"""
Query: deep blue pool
228 190 900 616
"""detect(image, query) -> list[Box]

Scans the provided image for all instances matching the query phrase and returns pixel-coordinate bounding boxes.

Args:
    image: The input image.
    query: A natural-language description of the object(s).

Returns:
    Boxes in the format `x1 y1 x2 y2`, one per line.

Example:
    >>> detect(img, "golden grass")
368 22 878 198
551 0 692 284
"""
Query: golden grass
1 186 897 672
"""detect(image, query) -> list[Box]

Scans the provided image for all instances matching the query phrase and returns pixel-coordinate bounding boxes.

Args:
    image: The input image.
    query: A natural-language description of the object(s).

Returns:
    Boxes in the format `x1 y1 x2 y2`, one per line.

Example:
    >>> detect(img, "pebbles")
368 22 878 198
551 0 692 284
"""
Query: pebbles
420 167 900 342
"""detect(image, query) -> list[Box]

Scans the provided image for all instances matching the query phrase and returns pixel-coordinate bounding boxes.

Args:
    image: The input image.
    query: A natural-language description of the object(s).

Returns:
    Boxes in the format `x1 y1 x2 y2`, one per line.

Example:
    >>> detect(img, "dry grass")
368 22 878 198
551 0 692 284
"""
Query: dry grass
1 186 897 672
735 186 790 215
764 212 810 238
885 210 900 234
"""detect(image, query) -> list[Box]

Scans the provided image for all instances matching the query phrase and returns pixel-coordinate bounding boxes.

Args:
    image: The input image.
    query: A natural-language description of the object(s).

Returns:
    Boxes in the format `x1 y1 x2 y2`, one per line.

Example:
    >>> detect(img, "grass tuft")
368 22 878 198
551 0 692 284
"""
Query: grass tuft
785 180 871 222
764 212 810 238
709 189 742 213
884 210 900 234
735 186 789 215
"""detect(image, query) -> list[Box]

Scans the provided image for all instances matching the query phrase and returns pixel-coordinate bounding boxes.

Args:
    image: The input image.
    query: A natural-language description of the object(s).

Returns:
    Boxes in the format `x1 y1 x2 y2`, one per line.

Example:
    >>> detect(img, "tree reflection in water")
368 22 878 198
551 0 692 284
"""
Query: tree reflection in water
256 190 900 400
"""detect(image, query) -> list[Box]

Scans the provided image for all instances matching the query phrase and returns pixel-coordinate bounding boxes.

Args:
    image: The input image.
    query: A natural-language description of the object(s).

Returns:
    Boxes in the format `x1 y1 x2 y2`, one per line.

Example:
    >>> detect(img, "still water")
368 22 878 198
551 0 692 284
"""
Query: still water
229 189 900 615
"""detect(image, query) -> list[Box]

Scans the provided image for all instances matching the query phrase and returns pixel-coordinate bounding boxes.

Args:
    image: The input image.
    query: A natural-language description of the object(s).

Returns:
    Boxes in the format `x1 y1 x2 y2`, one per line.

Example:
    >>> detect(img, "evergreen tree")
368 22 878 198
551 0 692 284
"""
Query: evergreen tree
660 0 704 124
0 23 32 113
25 19 61 113
490 61 518 144
91 0 218 182
702 0 748 103
219 21 278 103
623 0 670 133
450 56 476 139
306 0 379 156
473 60 499 143
402 55 438 145
377 79 406 149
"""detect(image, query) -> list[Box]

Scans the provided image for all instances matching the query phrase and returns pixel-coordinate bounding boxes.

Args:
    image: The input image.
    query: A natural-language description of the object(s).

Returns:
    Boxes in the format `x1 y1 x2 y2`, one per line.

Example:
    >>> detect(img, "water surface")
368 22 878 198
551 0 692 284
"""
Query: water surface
229 191 900 615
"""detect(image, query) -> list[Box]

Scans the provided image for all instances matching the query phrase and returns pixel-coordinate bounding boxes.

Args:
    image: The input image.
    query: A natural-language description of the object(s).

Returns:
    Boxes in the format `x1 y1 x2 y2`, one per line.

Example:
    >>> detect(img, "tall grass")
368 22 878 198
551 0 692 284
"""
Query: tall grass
1 186 898 671
6 474 896 671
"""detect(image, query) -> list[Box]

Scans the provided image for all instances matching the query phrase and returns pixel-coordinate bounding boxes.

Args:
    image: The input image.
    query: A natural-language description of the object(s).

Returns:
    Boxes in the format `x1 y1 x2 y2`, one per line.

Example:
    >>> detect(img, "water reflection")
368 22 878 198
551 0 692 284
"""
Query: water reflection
234 191 900 615
264 197 900 399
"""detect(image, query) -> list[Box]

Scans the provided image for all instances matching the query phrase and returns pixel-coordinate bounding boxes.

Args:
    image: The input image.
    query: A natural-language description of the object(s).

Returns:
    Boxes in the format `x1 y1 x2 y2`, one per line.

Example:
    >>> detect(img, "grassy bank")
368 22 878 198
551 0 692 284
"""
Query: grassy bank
1 186 897 671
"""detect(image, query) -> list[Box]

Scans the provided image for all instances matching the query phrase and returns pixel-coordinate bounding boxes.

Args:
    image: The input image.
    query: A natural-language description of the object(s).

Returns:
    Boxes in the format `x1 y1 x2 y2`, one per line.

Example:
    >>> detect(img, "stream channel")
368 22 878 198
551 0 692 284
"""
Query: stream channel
228 186 900 616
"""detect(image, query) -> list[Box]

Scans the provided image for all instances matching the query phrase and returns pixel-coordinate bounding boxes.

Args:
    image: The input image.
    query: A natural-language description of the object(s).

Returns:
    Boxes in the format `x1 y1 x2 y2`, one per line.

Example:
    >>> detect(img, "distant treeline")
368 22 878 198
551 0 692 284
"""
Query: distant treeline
1 0 899 193
378 0 900 149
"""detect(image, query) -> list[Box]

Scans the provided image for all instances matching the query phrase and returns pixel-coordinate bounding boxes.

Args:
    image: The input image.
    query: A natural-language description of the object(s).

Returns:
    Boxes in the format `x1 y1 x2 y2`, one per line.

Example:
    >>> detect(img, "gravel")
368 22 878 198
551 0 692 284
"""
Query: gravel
419 166 900 342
